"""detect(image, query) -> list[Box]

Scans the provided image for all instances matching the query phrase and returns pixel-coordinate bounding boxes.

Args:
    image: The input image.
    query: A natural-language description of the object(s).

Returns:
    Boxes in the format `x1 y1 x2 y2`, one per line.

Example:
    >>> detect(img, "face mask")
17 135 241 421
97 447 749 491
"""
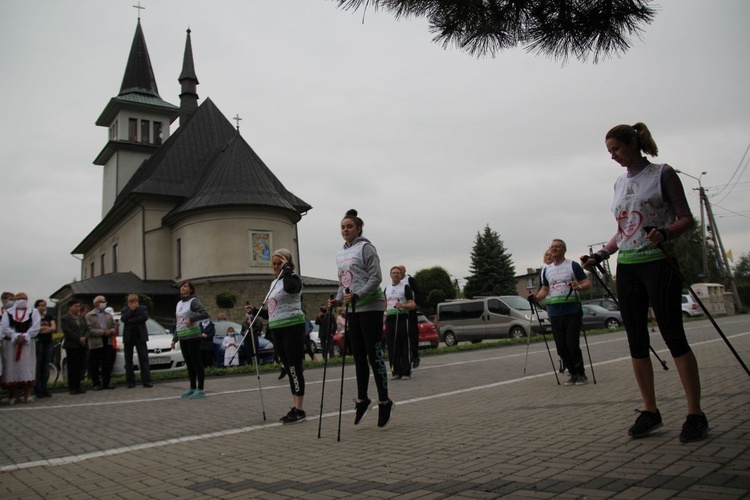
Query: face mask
4 300 14 309
97 302 107 311
15 299 27 309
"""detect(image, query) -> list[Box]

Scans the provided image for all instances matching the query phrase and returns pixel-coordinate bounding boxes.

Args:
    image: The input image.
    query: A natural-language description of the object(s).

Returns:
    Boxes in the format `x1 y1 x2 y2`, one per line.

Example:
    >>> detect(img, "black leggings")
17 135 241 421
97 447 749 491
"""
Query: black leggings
273 324 306 397
617 259 691 359
385 314 410 376
348 310 389 402
549 312 585 376
180 337 204 390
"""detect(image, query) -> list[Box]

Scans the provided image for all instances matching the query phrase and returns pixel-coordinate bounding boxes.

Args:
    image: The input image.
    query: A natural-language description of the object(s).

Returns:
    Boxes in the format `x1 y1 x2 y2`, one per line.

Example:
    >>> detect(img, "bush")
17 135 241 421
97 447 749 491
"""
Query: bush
215 292 236 310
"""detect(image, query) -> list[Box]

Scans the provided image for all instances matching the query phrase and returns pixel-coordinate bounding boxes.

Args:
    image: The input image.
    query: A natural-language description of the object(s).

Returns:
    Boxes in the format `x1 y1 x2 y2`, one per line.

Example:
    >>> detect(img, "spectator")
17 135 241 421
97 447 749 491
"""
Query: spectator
222 326 240 367
121 294 152 388
61 300 87 395
34 299 56 398
199 318 216 368
1 292 41 404
85 295 117 390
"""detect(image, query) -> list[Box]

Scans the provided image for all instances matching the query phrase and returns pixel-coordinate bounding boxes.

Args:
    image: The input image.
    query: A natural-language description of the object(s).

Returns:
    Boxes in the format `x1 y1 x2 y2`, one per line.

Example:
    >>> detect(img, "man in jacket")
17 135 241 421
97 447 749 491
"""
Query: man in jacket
61 299 87 395
86 295 117 390
121 294 152 388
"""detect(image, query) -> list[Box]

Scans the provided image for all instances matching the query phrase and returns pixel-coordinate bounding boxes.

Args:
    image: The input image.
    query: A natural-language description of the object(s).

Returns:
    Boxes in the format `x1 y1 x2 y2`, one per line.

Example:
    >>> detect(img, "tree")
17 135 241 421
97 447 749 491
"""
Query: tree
733 252 750 284
672 219 723 285
413 266 456 314
215 292 236 310
464 225 516 298
336 0 656 62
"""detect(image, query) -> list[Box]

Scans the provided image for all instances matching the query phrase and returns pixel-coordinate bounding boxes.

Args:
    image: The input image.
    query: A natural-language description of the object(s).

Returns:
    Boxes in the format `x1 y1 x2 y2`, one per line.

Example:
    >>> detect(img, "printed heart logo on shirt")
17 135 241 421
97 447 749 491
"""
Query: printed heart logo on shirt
267 298 277 316
339 270 353 288
617 209 643 240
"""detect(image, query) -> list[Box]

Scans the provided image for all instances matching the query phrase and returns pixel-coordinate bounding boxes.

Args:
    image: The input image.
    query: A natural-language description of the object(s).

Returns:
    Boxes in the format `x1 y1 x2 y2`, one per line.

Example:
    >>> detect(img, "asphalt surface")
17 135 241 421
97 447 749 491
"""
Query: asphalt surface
1 315 748 499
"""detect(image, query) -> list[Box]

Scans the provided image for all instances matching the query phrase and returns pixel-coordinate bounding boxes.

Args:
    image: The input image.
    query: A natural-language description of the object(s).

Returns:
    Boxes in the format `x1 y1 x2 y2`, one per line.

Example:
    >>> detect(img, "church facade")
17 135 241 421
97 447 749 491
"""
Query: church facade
52 20 336 323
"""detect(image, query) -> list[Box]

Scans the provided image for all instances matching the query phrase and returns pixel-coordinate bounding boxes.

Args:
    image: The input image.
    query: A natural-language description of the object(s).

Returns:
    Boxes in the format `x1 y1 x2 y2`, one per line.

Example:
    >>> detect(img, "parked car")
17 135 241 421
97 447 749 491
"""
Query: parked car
583 299 619 311
682 294 704 317
61 316 186 380
213 321 274 366
436 296 552 347
309 323 322 352
580 304 622 330
328 313 440 358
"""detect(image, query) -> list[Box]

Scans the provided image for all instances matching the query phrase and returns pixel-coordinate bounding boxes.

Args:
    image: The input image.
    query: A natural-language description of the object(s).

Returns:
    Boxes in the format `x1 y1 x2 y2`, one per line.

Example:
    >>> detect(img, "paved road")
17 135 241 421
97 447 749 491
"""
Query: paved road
1 315 748 499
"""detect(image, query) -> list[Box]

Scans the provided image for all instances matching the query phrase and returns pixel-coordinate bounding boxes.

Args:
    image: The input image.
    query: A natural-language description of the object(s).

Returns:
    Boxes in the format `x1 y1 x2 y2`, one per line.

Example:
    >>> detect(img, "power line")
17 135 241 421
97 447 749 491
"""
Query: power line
713 140 750 204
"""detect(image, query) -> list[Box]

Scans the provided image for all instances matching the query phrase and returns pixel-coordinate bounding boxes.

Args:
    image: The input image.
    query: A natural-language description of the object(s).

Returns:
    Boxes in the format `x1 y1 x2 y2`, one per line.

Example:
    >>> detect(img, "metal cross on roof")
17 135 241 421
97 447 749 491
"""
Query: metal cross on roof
233 114 242 131
133 2 145 20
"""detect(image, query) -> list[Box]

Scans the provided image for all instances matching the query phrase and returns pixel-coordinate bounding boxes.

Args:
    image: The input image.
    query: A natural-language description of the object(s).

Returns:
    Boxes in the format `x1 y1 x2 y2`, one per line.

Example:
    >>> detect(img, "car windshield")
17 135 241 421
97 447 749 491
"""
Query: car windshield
584 305 609 313
500 296 531 311
214 321 244 337
417 315 429 323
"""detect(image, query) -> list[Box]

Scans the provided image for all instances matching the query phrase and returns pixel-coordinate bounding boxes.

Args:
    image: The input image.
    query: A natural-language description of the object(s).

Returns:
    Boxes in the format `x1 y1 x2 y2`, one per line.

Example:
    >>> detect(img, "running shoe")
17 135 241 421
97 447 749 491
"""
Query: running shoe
679 413 709 443
391 374 402 380
281 408 307 425
412 358 420 369
575 374 589 385
564 375 578 386
377 400 394 428
628 409 663 438
181 388 195 398
189 390 206 399
353 398 372 425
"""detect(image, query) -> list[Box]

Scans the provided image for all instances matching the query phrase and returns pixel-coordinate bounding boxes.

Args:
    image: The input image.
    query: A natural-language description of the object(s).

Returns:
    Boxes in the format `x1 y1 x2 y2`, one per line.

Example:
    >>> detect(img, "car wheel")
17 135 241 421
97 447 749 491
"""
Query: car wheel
509 326 525 339
444 331 457 347
332 343 342 358
605 318 620 330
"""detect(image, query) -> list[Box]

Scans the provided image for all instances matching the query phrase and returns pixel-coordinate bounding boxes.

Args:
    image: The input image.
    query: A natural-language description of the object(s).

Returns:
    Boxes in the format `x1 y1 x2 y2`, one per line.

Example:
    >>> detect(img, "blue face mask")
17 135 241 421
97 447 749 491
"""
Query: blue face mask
4 300 14 309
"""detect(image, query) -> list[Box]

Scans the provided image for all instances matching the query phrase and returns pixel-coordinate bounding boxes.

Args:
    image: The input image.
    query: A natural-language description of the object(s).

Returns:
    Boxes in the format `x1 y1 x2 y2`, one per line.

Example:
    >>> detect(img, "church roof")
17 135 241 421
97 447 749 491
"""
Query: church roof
75 97 311 254
50 272 178 300
95 20 178 126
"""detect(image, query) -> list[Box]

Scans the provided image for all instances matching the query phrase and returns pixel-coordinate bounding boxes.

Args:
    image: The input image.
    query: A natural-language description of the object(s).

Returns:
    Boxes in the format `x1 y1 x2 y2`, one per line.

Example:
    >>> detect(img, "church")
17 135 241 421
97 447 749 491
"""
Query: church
51 19 337 324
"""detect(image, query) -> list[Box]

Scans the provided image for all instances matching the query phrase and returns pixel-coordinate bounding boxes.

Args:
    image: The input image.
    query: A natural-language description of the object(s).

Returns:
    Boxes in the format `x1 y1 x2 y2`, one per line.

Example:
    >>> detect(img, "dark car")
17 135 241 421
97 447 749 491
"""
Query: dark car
213 321 274 366
580 304 622 330
583 299 619 311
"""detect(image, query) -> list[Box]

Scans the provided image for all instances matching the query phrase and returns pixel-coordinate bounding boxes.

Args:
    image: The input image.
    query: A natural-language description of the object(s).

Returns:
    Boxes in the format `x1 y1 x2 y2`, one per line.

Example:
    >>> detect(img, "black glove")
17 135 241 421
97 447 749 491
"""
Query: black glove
527 294 537 305
581 253 603 265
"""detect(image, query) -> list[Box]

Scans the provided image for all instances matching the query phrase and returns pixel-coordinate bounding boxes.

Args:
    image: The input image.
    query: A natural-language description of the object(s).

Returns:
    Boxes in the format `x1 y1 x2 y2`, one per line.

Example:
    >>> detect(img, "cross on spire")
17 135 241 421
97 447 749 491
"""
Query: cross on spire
233 114 242 131
133 2 145 20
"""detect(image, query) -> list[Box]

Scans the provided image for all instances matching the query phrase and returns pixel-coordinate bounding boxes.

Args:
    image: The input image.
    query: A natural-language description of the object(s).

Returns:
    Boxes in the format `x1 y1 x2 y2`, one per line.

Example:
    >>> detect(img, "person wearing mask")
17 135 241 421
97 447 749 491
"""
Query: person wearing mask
1 292 41 403
222 326 240 367
34 299 56 398
582 122 707 443
170 281 209 399
85 296 117 390
328 209 393 428
384 266 416 380
0 292 15 378
121 294 152 388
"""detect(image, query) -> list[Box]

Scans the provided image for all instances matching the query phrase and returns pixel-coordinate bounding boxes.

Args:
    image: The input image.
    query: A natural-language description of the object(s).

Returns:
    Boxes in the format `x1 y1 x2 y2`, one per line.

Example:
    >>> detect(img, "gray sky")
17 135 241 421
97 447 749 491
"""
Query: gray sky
1 0 749 302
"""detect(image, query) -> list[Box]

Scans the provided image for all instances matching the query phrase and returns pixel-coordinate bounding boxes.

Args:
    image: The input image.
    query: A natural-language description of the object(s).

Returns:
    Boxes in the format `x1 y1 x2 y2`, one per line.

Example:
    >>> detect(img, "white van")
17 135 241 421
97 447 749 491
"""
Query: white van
436 296 552 347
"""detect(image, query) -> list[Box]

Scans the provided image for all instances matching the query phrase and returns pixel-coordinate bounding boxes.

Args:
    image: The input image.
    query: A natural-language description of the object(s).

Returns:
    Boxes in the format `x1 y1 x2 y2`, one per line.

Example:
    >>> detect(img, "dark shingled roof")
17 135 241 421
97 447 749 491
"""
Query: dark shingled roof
50 272 178 300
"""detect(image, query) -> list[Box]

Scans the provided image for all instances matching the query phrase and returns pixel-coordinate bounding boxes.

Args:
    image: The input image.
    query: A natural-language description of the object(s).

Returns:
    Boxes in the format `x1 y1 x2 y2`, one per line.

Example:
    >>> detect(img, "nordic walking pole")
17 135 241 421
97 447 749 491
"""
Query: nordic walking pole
643 226 750 378
523 304 532 375
337 288 352 442
528 297 560 385
581 255 669 371
573 287 597 384
317 294 335 439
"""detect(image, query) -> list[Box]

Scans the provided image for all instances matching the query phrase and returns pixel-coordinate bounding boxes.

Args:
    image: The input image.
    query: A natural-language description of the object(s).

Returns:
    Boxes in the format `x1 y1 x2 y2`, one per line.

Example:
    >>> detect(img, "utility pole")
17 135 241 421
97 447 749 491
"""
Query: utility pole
676 169 743 310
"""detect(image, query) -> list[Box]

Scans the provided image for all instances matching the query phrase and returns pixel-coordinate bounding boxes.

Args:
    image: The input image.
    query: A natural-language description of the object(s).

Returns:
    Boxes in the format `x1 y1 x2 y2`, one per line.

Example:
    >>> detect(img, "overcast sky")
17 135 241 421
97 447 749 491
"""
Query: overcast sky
1 0 749 302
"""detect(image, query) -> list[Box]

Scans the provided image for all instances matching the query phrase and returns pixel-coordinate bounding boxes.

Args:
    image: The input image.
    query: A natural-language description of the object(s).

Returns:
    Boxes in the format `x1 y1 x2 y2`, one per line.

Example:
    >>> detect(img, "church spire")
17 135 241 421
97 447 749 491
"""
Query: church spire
178 28 200 127
119 19 161 98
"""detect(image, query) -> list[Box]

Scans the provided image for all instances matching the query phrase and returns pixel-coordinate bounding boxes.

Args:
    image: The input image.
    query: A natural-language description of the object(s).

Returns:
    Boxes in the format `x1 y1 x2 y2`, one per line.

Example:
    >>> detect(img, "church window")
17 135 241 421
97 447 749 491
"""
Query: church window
141 120 150 143
129 118 138 141
154 121 163 145
100 254 106 275
112 244 118 273
110 120 118 140
90 262 95 279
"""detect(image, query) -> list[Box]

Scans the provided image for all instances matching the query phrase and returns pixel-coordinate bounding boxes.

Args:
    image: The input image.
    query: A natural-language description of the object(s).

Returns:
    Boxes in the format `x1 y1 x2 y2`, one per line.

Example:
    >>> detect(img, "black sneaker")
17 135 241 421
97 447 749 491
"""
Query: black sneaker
412 358 420 369
679 413 709 443
575 374 589 386
353 398 372 425
628 409 663 438
281 408 306 425
564 375 577 386
377 400 394 428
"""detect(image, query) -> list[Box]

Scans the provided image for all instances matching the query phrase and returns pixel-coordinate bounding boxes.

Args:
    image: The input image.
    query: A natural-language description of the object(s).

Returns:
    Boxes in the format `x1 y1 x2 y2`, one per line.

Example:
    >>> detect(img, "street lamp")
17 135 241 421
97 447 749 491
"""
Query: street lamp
675 169 708 278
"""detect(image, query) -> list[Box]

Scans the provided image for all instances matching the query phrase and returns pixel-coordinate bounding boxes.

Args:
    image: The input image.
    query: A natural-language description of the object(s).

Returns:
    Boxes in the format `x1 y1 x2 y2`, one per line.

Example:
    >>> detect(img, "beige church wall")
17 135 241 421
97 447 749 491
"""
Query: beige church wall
101 150 151 217
81 208 143 278
171 208 300 280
